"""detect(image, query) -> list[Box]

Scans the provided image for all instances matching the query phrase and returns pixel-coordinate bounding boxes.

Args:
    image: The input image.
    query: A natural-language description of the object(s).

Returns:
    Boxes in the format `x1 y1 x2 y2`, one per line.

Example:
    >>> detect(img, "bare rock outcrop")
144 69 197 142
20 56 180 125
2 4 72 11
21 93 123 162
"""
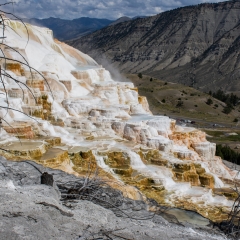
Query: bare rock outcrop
0 156 226 240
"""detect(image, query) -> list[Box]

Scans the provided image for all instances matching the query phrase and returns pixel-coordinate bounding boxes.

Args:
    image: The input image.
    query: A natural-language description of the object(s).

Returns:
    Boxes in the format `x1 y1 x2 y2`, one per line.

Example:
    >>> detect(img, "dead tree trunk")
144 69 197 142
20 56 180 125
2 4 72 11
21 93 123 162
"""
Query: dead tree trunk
41 172 53 187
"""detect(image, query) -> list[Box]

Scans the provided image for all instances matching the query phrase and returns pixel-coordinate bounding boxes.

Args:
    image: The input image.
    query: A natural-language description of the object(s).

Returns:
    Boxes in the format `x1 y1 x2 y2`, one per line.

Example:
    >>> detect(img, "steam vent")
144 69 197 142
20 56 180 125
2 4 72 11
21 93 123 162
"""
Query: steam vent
0 19 239 222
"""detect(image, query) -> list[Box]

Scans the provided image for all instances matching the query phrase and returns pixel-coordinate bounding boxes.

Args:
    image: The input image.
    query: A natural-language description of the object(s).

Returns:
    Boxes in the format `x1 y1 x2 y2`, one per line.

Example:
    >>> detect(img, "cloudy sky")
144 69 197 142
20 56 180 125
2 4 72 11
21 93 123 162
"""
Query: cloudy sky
2 0 228 20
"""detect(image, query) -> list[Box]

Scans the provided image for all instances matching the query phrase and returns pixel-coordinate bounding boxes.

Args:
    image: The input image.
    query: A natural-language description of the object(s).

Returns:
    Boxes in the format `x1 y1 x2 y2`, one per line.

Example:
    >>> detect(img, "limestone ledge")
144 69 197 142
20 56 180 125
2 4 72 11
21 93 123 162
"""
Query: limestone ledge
0 139 236 222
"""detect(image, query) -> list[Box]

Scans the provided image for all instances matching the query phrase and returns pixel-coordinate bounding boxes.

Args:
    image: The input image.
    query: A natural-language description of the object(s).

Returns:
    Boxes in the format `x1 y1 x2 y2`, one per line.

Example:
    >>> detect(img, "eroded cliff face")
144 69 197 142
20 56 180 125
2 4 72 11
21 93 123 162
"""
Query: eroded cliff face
0 19 238 222
69 1 240 93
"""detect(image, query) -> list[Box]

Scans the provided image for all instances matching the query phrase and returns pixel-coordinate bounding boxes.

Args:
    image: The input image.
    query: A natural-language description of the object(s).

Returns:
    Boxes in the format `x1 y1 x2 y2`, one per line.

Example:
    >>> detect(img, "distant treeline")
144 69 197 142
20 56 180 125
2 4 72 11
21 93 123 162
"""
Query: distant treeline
210 90 240 106
216 144 240 165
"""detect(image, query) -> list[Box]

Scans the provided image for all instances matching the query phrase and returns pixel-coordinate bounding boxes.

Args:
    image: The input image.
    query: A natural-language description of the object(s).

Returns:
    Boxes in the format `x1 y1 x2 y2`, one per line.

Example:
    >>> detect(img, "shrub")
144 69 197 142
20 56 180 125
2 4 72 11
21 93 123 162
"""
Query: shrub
176 100 184 108
233 118 238 123
214 104 218 108
162 99 166 103
223 105 232 114
194 105 198 107
206 98 213 105
138 73 142 79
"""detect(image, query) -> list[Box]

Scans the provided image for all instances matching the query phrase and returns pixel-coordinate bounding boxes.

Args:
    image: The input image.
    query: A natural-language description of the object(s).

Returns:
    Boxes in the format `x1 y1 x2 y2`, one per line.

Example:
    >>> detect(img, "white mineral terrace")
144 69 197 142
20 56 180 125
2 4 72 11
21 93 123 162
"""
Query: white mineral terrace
0 19 238 216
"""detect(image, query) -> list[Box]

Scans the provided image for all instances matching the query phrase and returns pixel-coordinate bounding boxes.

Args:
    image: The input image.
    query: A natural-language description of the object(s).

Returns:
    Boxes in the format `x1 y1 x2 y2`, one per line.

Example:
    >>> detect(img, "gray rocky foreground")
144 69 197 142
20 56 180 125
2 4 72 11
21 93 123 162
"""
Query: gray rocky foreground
0 156 228 240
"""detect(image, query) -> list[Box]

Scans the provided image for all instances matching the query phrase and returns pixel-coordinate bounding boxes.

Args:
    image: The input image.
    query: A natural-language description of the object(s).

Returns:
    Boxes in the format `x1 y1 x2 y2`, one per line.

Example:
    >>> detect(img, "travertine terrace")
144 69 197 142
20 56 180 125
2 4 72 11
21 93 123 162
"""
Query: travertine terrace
0 19 239 222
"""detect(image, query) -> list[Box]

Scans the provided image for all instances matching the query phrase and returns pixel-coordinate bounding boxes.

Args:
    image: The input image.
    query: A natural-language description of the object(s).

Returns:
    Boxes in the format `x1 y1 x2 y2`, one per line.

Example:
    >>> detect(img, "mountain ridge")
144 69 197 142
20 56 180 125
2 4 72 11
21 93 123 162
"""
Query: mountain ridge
23 15 147 41
23 17 114 40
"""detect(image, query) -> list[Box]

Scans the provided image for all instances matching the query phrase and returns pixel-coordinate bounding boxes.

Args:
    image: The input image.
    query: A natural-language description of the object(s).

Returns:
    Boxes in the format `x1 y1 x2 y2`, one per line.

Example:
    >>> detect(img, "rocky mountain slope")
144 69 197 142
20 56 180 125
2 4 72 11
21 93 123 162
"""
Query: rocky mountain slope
69 1 240 93
24 17 113 40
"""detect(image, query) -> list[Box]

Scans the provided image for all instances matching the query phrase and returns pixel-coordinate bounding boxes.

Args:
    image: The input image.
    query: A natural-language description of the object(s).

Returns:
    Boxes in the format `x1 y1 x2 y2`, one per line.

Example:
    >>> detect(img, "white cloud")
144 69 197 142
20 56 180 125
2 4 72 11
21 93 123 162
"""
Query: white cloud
1 0 228 20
